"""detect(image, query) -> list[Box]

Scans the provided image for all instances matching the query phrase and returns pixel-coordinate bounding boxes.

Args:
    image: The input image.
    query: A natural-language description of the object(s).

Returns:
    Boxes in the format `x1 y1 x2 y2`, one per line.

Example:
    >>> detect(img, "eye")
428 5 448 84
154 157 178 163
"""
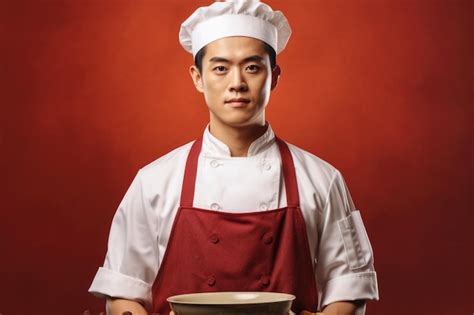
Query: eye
213 66 227 73
246 64 260 73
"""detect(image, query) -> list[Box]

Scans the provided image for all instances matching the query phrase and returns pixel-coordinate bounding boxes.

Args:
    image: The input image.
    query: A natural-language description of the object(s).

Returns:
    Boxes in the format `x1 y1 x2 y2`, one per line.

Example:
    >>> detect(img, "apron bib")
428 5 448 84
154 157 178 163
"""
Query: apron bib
151 136 318 314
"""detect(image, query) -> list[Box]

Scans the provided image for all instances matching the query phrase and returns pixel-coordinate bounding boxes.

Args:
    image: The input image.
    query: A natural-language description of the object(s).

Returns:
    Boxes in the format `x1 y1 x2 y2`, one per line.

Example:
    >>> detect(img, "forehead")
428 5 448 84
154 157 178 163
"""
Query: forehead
203 36 268 62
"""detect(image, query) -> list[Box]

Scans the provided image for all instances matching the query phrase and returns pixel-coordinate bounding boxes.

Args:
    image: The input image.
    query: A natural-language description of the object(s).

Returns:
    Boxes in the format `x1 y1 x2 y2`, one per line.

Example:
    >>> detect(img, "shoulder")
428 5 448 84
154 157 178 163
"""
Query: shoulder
283 140 341 192
284 140 356 210
142 140 194 171
285 141 338 177
136 140 195 187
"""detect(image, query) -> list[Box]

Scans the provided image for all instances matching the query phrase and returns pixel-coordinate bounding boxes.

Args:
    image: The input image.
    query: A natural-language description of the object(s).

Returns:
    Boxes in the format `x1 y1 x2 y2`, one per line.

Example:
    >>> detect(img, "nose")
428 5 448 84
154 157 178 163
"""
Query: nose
229 69 248 92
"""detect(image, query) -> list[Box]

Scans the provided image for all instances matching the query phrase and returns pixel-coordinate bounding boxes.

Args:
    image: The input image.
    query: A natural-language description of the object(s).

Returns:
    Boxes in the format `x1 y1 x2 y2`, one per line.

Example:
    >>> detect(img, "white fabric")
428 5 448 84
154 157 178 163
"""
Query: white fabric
89 123 379 312
179 0 291 56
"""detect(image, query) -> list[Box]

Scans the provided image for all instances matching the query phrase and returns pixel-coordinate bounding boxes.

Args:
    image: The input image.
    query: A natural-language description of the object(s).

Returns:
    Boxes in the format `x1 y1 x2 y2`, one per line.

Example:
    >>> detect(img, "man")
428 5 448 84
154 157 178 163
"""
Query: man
89 1 379 315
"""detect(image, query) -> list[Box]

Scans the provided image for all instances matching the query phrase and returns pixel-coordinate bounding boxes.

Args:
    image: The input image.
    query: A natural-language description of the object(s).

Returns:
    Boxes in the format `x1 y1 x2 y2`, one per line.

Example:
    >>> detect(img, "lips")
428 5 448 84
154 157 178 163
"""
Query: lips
226 98 250 103
225 98 250 107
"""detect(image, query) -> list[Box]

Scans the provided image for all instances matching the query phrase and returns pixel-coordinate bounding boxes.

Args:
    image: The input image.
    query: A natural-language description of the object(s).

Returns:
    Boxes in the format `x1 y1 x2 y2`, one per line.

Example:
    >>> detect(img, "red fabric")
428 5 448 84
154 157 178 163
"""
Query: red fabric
179 137 202 208
151 137 318 314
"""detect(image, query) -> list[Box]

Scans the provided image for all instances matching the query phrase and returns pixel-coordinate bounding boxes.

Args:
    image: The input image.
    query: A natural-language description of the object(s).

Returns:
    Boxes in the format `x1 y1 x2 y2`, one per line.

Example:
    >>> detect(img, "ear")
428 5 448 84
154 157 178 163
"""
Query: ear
270 65 281 91
189 65 204 93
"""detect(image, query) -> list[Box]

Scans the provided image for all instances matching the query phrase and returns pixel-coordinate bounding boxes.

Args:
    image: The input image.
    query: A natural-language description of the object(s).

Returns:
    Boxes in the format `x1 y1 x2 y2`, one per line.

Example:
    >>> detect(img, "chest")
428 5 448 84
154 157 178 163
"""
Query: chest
193 155 284 212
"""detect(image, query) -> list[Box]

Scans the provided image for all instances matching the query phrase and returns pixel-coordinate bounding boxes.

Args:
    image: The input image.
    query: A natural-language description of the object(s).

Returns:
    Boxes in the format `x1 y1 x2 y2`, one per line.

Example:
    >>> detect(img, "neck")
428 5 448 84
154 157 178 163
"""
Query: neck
208 119 268 157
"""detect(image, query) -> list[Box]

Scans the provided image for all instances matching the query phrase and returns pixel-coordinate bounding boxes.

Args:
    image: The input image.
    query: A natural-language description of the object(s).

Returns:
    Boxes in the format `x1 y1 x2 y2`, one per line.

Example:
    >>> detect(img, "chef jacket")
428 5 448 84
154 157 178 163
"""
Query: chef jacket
89 122 379 313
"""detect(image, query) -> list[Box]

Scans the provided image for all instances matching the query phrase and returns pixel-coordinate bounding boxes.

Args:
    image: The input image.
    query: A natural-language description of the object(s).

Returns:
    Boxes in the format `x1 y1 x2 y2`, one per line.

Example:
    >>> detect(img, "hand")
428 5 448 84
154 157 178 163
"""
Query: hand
105 298 148 315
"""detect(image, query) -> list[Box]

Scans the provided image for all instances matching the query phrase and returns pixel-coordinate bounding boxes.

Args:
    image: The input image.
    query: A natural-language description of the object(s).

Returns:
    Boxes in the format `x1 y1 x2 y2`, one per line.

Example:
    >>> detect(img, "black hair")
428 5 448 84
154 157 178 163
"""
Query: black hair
194 41 277 73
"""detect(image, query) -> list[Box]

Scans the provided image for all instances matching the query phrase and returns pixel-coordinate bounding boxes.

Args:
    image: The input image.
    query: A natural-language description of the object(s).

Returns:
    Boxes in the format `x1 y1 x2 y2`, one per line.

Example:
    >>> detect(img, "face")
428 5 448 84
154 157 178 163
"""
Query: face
190 36 280 128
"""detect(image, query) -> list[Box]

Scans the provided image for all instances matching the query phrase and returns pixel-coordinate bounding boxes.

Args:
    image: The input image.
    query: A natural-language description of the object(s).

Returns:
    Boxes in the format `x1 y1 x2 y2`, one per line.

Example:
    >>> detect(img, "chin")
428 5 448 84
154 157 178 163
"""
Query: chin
211 109 263 127
218 116 255 128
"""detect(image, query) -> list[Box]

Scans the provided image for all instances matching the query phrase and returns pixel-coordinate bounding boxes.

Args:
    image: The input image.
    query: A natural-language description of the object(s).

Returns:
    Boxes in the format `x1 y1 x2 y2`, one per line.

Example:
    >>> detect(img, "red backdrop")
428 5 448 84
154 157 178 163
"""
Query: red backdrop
1 1 472 314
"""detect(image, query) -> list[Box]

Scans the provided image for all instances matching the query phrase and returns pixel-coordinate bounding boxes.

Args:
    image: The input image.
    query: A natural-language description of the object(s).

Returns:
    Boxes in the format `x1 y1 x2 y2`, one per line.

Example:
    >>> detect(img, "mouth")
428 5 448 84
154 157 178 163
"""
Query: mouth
225 98 251 108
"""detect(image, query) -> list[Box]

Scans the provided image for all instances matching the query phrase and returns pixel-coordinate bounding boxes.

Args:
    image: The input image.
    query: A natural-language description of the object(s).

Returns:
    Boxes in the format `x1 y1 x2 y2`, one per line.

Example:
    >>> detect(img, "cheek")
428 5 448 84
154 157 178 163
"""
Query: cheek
203 78 225 99
252 76 271 99
202 77 224 104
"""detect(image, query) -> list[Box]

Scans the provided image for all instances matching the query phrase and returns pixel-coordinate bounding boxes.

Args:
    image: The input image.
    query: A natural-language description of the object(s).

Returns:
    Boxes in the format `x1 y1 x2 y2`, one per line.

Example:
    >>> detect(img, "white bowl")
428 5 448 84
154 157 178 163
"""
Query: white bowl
167 291 296 315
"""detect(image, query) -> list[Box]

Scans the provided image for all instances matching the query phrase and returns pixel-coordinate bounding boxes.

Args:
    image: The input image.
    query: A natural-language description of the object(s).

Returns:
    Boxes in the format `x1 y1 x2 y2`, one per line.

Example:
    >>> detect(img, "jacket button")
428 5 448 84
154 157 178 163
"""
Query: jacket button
210 203 220 210
260 275 271 287
263 234 273 245
207 276 216 286
263 162 271 170
259 203 268 211
210 234 219 244
210 160 220 168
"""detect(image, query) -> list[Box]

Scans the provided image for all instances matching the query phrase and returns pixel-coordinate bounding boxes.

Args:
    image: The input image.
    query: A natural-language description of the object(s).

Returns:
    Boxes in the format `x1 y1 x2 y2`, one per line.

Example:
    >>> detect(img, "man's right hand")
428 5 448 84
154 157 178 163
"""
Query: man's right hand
106 298 148 315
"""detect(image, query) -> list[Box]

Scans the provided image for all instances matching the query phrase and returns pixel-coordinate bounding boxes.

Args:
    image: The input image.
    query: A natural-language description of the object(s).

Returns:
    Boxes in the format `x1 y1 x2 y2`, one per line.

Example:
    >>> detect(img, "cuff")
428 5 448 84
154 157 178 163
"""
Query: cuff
318 271 379 311
88 267 153 310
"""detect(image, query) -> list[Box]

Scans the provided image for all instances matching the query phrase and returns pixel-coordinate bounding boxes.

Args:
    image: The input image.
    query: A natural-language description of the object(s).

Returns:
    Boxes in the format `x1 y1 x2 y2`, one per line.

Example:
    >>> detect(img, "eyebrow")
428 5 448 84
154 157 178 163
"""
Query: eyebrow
208 55 266 64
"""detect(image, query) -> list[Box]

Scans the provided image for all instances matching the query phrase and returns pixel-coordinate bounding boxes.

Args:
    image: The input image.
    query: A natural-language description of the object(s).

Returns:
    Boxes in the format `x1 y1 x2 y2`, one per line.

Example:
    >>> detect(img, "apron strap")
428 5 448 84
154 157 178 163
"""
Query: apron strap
180 135 300 208
180 136 202 208
275 137 300 208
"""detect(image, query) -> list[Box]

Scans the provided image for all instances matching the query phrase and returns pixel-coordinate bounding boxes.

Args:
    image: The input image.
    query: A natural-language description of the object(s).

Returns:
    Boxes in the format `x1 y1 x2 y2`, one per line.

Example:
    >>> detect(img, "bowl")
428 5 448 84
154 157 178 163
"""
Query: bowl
167 291 296 315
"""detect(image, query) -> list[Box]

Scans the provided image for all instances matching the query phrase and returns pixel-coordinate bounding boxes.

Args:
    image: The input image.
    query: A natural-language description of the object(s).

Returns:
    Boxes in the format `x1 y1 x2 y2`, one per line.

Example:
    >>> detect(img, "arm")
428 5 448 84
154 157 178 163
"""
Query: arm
321 300 365 315
89 170 159 312
106 298 148 315
315 170 378 313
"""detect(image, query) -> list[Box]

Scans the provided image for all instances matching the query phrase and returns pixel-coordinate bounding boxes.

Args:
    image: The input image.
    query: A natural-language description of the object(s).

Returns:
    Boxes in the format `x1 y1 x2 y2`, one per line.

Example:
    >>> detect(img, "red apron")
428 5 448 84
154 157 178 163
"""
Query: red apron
151 136 318 314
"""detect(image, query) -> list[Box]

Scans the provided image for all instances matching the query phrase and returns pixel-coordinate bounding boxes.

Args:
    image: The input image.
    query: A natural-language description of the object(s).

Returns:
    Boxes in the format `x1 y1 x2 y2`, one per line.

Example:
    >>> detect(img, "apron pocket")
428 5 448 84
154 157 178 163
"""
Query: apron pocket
337 210 373 270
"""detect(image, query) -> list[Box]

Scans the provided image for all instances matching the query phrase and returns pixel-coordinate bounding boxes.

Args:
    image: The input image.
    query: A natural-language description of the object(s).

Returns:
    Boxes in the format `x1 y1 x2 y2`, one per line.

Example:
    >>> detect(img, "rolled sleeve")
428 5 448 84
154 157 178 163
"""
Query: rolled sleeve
319 271 379 310
89 267 153 308
316 170 379 312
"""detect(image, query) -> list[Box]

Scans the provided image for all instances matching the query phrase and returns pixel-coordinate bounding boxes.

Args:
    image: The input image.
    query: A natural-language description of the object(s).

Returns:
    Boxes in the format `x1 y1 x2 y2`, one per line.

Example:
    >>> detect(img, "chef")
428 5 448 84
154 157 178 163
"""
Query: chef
89 1 379 315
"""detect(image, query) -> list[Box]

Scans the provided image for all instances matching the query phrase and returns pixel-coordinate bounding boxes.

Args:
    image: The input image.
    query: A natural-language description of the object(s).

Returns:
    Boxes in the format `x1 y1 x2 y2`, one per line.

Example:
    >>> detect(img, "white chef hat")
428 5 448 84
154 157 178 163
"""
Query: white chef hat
179 0 292 57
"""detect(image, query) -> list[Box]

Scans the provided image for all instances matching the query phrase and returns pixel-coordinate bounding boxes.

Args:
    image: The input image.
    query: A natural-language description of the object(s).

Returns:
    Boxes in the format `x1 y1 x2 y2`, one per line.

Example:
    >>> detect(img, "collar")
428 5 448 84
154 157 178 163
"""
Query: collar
202 122 276 158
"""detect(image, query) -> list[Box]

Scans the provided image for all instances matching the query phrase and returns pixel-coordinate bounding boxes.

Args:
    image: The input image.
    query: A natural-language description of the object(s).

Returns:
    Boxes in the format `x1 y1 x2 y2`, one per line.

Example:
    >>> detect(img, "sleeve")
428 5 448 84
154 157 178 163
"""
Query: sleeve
315 170 379 313
88 169 159 310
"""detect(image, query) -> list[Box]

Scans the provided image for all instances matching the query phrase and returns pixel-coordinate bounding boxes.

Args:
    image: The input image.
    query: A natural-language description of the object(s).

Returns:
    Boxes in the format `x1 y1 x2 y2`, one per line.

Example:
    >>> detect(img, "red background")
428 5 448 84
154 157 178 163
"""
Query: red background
1 1 472 314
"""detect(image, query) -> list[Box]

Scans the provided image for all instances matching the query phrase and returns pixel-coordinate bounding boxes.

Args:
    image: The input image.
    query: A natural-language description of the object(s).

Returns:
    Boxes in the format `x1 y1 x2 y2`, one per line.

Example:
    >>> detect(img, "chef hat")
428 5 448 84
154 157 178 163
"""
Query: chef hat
179 0 292 57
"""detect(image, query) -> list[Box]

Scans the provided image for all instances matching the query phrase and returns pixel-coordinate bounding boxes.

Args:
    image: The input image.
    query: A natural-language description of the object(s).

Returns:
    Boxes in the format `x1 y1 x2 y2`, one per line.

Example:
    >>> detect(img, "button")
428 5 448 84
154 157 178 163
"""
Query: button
263 233 273 245
210 160 220 168
210 234 219 244
263 162 271 170
259 203 268 211
207 276 216 286
210 203 220 210
260 275 271 287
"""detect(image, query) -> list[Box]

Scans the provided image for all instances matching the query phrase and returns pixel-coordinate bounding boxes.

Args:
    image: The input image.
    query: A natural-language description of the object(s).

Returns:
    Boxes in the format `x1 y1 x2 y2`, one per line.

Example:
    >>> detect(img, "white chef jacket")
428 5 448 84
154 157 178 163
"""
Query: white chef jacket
89 122 379 313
